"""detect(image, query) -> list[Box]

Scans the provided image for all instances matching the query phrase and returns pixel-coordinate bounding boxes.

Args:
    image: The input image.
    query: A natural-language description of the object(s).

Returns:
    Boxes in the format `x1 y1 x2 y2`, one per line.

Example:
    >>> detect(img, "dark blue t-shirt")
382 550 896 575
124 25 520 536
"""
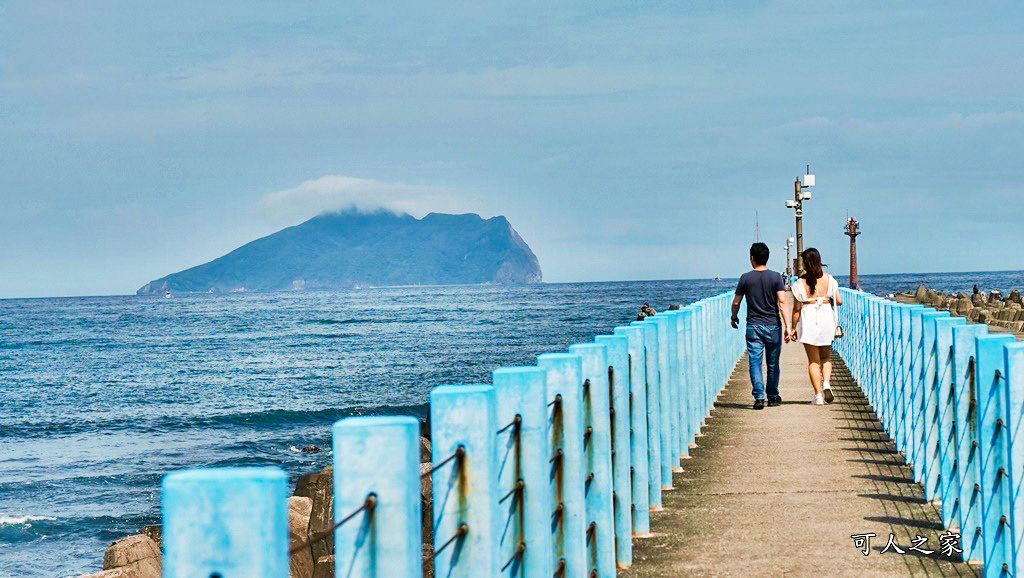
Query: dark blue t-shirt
735 269 785 326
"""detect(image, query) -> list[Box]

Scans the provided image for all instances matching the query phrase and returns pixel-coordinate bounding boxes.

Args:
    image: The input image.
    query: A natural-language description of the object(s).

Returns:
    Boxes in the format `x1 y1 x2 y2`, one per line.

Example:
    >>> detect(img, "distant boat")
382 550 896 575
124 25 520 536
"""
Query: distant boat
164 290 172 298
712 276 722 281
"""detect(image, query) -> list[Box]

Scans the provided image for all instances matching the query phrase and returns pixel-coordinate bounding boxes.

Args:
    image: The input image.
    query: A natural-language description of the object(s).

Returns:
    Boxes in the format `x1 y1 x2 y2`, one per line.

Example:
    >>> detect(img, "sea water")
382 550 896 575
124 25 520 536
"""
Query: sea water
2 272 1021 576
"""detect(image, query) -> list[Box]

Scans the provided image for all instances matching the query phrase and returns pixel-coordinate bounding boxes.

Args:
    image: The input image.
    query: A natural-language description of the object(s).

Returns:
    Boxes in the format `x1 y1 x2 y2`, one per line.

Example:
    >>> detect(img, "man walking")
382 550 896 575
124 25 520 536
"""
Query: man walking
731 242 791 409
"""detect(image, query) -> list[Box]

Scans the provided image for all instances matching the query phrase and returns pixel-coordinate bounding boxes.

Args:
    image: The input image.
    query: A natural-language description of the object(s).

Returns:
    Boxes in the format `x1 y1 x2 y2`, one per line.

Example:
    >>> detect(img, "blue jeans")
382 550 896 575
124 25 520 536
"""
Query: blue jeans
746 324 782 401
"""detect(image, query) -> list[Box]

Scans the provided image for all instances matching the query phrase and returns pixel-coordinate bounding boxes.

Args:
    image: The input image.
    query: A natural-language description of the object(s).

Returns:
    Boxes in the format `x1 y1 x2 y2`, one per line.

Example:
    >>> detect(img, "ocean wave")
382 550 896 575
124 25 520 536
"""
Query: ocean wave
0 515 56 525
303 318 384 325
0 403 430 440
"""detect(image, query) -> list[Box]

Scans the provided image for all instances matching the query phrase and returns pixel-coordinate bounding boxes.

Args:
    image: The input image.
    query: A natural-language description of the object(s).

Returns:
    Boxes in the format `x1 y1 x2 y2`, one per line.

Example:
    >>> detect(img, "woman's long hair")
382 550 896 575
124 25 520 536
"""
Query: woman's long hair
801 248 824 294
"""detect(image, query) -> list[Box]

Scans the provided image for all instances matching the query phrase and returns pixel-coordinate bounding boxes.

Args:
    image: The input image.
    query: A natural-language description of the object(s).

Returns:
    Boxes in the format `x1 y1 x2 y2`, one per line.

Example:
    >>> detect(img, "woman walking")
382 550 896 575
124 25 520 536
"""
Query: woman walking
789 248 842 405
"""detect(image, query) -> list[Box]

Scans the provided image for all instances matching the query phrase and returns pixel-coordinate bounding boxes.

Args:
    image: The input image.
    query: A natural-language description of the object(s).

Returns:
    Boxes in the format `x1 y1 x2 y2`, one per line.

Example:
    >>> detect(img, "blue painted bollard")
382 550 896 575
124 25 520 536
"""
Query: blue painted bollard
594 334 633 567
430 385 499 578
1005 343 1024 576
613 325 651 536
569 343 616 578
952 323 988 562
162 467 289 578
537 353 587 578
492 367 554 577
934 316 965 529
975 334 1015 575
631 319 663 509
333 416 423 578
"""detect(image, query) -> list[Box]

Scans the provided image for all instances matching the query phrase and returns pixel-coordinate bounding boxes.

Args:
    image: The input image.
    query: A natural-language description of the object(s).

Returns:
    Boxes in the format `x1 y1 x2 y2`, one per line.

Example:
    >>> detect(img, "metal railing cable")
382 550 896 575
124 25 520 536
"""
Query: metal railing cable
289 493 377 555
422 446 466 479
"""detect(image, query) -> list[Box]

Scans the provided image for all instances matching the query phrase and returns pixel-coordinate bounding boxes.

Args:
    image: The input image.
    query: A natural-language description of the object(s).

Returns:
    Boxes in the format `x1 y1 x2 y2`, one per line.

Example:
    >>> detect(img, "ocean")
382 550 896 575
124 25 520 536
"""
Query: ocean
2 271 1021 577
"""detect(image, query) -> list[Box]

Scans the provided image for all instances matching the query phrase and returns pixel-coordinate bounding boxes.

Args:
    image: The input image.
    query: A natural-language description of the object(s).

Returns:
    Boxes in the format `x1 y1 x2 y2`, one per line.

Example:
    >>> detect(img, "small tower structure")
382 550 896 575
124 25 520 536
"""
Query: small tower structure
844 217 861 290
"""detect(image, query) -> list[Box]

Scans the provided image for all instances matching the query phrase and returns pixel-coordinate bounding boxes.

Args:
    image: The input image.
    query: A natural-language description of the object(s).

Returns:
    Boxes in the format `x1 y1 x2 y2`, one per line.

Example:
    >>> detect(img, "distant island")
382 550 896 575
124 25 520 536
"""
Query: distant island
137 210 542 294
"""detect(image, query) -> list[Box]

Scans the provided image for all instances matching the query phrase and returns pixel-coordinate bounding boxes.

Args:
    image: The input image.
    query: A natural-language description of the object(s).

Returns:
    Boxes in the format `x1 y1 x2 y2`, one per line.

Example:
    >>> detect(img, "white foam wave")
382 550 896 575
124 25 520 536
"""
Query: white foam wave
0 515 56 525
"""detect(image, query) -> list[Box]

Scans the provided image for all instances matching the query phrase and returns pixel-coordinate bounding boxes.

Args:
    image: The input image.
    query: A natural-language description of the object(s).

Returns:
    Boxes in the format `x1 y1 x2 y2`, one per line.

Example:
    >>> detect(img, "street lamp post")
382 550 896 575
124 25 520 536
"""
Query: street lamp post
784 237 794 285
784 165 815 276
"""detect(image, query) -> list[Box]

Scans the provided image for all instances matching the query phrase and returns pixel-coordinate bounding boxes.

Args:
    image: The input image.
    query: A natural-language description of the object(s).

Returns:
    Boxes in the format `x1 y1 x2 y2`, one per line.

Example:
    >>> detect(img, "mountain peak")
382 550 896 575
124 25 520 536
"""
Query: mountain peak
137 212 542 294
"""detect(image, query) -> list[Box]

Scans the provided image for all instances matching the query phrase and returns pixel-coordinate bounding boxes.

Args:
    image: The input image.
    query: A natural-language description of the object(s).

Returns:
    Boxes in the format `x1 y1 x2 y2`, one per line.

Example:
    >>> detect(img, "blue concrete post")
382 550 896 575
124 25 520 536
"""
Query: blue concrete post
886 302 899 432
568 343 616 578
975 334 1015 576
612 325 650 536
332 416 423 578
674 309 694 454
594 334 633 567
921 310 951 500
537 353 587 578
909 307 927 478
430 385 499 578
935 316 966 529
162 467 289 578
630 320 663 509
1004 343 1024 576
953 323 989 562
883 301 897 425
683 306 701 447
898 305 920 456
667 311 687 464
492 367 554 578
695 301 710 424
650 315 676 488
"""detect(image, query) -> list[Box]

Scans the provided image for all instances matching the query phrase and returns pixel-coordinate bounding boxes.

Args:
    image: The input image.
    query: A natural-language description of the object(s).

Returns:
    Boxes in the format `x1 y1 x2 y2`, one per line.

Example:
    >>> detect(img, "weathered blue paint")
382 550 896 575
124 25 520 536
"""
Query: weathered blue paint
975 334 1015 577
594 334 633 566
612 325 651 535
899 304 924 457
162 467 289 578
692 301 709 427
1004 343 1024 576
935 316 966 529
536 353 587 578
676 308 697 451
430 384 499 578
630 320 662 510
492 367 554 578
908 307 928 480
668 311 689 458
953 323 989 562
649 315 676 489
664 312 684 464
569 343 616 578
920 310 951 501
333 416 423 578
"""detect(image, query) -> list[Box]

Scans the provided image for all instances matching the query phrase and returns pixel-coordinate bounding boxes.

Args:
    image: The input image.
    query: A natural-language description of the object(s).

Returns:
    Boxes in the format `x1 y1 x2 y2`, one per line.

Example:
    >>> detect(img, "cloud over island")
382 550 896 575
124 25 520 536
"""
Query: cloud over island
259 175 486 222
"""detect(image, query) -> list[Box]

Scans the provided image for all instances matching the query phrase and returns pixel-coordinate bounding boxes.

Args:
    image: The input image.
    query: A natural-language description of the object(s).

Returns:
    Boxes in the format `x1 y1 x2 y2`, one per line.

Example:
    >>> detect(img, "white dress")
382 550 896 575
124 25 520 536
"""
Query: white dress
793 274 839 346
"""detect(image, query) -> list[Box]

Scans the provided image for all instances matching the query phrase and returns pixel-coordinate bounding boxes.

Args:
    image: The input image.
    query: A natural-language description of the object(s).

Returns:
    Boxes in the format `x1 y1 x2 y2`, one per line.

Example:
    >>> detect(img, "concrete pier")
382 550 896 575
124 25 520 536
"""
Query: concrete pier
621 341 978 577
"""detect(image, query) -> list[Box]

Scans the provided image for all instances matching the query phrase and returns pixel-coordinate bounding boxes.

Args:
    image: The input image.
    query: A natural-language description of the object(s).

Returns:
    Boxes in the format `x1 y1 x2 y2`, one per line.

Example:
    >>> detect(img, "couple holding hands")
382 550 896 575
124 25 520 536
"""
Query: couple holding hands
730 242 843 408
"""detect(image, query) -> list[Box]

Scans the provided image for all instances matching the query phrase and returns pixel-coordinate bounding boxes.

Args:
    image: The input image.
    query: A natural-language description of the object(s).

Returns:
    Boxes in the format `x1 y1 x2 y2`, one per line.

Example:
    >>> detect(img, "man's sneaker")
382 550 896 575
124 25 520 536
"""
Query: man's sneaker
753 399 766 410
767 397 782 407
810 393 824 405
822 387 834 404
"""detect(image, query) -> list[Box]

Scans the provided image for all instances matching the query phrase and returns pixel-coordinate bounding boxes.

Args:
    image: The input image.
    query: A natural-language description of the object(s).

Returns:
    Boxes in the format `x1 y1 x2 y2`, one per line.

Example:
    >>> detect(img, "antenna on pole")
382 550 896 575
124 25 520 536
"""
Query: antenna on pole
754 211 761 241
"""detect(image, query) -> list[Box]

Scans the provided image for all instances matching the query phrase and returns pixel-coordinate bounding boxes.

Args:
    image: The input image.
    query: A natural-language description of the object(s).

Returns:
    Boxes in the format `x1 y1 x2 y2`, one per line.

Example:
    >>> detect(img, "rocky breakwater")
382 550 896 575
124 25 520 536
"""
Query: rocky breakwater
81 434 435 578
899 284 1024 336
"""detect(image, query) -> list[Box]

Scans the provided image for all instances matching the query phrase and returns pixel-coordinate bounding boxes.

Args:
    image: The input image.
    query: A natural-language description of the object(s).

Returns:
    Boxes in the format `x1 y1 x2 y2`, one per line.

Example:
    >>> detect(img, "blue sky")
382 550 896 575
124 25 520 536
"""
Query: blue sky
2 2 1022 297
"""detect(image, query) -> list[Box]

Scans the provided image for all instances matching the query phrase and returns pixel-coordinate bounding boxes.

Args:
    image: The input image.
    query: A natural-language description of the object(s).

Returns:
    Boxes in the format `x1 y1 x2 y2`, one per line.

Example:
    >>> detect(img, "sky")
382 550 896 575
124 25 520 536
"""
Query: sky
2 1 1023 298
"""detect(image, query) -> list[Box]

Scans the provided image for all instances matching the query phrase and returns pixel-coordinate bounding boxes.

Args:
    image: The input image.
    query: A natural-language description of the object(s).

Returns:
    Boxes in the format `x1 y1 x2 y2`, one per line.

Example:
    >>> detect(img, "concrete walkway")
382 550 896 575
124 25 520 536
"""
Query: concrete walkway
620 341 979 577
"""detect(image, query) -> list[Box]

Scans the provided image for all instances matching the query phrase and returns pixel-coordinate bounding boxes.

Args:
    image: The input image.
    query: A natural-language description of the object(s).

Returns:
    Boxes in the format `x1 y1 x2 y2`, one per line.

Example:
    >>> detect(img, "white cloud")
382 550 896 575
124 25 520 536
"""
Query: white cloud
258 175 484 224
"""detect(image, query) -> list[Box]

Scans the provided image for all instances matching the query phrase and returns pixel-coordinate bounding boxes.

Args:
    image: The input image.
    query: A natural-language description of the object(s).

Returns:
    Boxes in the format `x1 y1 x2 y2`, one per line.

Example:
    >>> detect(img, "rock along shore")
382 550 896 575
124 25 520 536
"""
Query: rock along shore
893 284 1024 338
81 430 435 578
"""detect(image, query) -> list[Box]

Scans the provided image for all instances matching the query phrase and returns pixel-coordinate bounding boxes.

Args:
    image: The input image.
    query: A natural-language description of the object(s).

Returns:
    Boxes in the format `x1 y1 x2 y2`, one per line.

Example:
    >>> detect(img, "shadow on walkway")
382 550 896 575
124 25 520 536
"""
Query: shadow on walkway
620 345 979 577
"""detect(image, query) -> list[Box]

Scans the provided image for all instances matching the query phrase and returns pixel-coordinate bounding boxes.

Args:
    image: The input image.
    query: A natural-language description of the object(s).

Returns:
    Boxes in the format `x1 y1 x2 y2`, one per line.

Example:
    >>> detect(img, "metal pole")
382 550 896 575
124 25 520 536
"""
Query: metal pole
794 178 803 276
